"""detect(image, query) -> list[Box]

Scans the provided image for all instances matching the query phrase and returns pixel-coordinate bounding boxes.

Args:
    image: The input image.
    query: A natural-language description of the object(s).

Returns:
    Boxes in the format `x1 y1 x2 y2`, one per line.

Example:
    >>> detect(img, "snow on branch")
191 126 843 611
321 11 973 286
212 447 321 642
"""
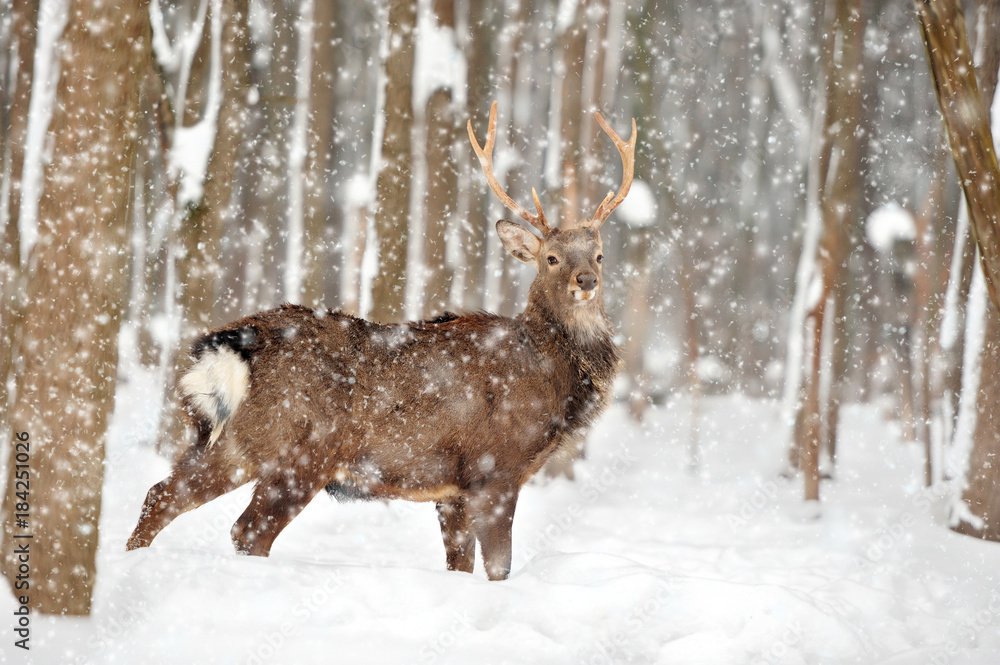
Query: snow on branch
616 179 657 228
169 0 224 210
413 0 466 112
18 0 69 262
149 0 181 72
865 203 916 253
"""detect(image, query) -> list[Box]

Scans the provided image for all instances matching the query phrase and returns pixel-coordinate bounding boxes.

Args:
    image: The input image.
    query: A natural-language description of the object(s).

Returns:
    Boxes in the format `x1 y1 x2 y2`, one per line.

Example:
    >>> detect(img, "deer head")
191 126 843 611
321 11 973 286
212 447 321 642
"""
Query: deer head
468 101 636 334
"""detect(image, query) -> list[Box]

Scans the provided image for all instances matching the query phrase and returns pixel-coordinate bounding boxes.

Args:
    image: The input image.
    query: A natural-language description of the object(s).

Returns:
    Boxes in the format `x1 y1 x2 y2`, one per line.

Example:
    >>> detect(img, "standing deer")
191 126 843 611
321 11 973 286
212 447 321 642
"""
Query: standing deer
127 102 636 580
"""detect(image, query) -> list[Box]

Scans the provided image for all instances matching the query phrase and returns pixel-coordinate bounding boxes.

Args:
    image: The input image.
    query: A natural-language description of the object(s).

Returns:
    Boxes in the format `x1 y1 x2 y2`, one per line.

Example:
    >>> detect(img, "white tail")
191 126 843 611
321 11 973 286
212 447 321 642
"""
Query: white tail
178 346 250 447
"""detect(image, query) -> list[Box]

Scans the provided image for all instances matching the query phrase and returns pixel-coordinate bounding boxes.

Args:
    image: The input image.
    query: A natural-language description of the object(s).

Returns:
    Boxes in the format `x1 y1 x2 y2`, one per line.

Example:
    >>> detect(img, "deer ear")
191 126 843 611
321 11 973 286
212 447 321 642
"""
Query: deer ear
496 220 541 264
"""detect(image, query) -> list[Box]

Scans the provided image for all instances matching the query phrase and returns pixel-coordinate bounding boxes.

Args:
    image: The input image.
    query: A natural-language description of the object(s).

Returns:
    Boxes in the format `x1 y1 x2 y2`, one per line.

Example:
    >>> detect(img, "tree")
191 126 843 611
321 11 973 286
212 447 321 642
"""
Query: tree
284 0 338 308
421 0 460 318
624 0 670 423
460 0 499 312
1 0 150 614
159 0 251 457
917 0 1000 310
0 0 37 443
789 0 863 502
554 2 586 228
919 0 1000 539
370 0 416 323
301 0 339 308
494 0 534 316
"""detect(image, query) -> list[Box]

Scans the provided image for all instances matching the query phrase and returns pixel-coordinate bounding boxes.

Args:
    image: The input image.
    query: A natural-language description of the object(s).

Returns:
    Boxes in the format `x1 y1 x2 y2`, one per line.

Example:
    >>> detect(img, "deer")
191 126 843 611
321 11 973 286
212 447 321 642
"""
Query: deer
127 101 636 580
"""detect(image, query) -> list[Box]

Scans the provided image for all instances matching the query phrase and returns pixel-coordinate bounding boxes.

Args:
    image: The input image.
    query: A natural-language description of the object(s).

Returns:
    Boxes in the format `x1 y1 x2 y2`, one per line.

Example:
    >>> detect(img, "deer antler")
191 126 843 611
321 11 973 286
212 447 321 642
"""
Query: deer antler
468 101 551 236
591 112 637 229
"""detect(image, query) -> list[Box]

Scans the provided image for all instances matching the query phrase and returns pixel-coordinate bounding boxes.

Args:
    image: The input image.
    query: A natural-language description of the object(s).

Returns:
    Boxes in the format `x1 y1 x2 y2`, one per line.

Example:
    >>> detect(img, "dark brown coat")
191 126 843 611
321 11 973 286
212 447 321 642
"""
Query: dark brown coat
128 102 635 580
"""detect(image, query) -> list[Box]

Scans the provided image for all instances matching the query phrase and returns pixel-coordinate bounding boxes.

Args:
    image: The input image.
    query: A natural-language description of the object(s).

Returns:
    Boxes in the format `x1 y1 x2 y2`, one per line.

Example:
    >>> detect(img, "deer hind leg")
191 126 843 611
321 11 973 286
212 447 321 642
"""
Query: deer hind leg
469 487 519 581
231 463 323 557
127 441 247 550
436 497 475 573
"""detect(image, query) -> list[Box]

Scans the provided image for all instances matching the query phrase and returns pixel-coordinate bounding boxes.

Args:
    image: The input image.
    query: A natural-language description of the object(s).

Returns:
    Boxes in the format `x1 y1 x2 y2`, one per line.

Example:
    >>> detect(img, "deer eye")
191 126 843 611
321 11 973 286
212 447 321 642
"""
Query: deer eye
547 256 559 265
596 254 603 263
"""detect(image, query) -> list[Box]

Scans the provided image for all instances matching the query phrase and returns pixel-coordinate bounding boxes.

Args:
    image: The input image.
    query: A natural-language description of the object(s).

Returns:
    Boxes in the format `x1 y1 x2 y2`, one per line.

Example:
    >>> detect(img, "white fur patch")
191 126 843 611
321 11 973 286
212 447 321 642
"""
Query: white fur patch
564 301 611 342
179 346 250 447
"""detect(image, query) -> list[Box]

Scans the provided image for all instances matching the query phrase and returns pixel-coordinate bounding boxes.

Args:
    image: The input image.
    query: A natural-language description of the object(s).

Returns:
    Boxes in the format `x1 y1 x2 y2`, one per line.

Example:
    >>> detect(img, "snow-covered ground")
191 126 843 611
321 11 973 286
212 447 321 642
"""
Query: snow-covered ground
3 382 1000 664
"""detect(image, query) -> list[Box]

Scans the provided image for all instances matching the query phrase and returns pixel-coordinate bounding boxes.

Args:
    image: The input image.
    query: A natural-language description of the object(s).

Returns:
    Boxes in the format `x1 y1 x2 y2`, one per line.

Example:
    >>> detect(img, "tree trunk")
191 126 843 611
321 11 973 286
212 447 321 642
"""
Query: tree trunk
913 174 945 484
284 0 336 308
784 5 833 477
916 0 1000 314
556 4 585 228
301 0 338 308
924 0 1000 538
956 308 1000 539
370 0 416 323
943 198 977 441
794 0 863 501
178 0 250 332
820 0 863 473
496 0 531 317
801 311 823 501
160 0 251 457
681 251 702 471
936 1 991 442
422 0 458 318
578 0 610 214
1 0 149 615
0 0 36 442
623 0 672 422
461 0 499 311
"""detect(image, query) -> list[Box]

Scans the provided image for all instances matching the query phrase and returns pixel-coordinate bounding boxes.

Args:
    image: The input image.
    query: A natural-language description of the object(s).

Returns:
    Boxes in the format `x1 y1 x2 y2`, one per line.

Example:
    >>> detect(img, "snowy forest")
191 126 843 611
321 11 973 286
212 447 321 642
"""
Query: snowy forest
2 0 1000 661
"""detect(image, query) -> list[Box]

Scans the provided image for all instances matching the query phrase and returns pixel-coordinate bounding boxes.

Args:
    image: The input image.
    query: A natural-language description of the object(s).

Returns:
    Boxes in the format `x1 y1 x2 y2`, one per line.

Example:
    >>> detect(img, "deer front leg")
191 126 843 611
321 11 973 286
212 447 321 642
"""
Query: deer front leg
436 498 475 573
470 487 519 581
127 442 246 550
231 466 322 557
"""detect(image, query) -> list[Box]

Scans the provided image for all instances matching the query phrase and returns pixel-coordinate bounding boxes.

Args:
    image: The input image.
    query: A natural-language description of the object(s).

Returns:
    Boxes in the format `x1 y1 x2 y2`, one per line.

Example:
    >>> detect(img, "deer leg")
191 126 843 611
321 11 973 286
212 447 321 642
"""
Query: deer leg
231 466 322 557
127 443 246 550
470 488 519 581
436 497 475 573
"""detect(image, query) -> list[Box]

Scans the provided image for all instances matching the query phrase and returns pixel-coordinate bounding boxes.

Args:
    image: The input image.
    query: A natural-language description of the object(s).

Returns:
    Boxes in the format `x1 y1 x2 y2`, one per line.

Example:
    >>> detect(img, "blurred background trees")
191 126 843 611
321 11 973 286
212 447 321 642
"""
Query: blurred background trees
3 0 1000 613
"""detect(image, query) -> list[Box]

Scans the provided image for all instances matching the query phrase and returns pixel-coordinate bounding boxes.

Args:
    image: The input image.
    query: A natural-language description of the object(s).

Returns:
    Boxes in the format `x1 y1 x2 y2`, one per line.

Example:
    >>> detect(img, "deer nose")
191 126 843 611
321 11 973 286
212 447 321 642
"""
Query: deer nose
576 273 598 291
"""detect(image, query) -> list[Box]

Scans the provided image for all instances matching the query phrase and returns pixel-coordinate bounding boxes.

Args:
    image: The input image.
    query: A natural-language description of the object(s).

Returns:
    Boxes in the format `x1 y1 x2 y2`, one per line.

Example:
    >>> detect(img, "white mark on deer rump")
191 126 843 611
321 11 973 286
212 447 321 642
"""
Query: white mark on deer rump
180 346 250 447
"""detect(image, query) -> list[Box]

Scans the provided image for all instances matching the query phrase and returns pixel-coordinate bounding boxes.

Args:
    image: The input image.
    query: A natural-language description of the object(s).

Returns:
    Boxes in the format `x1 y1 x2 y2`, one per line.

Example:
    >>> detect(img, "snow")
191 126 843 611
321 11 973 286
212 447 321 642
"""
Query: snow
555 0 580 35
616 179 657 228
761 14 809 150
780 88 828 448
865 203 916 254
412 0 465 112
939 203 969 351
169 0 224 210
170 120 217 208
4 384 999 664
949 258 988 515
696 354 730 384
17 0 68 262
149 0 180 72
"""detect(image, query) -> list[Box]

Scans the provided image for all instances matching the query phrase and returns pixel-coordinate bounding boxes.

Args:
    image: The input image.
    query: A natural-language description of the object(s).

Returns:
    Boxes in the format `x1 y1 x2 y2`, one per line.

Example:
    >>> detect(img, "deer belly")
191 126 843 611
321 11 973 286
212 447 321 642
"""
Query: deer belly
323 464 460 504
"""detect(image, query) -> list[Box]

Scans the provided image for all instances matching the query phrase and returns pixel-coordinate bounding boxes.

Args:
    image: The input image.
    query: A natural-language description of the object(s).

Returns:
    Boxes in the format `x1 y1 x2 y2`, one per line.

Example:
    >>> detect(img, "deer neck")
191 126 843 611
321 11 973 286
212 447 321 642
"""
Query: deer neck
520 284 614 350
519 286 620 438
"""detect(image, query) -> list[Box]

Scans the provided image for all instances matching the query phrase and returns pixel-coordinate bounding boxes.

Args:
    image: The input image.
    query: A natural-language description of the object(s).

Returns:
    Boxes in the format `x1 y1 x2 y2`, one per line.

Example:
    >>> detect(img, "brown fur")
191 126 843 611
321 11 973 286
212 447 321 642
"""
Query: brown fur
127 228 619 580
129 103 634 580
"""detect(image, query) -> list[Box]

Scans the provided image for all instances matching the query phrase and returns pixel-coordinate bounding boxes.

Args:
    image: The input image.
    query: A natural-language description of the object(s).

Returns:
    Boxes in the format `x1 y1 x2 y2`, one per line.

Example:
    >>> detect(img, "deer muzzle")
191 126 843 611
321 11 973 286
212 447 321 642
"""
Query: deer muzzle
576 273 598 291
